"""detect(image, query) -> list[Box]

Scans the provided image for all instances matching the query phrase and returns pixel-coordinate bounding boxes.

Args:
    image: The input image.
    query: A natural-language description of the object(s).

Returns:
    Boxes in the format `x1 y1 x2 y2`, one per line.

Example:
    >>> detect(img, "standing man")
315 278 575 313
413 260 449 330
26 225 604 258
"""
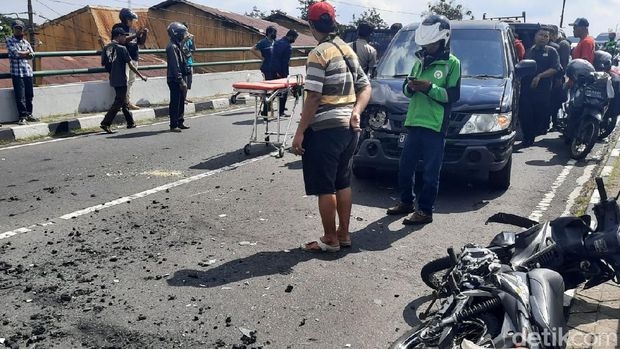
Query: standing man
6 20 36 125
571 18 595 64
386 15 461 225
181 22 195 104
100 27 147 134
112 8 148 110
251 26 277 80
292 1 371 252
166 22 190 132
350 22 378 75
550 25 571 130
603 31 618 57
519 27 561 146
272 29 299 117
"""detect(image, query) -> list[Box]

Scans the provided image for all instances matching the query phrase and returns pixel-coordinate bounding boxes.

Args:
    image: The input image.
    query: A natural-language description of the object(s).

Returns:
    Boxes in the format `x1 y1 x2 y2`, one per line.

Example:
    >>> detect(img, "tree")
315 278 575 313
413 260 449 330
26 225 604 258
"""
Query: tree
297 0 317 21
351 8 387 29
245 6 266 19
270 9 288 16
424 0 474 20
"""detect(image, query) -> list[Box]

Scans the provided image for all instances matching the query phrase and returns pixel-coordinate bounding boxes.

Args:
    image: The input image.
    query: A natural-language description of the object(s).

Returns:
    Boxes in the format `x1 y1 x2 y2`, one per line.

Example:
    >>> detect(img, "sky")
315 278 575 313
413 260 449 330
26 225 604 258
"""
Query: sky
3 0 620 39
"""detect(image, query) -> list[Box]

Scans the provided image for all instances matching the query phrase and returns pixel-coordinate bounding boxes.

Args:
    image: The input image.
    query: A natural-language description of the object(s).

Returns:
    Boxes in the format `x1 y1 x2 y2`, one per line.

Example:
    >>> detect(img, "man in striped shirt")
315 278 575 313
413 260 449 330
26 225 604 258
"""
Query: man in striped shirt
293 1 372 253
6 20 37 125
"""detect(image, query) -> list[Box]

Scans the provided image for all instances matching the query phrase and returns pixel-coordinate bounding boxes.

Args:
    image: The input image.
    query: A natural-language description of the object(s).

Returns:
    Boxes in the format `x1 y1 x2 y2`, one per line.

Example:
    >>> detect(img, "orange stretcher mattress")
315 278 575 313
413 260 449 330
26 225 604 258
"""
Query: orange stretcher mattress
232 77 303 91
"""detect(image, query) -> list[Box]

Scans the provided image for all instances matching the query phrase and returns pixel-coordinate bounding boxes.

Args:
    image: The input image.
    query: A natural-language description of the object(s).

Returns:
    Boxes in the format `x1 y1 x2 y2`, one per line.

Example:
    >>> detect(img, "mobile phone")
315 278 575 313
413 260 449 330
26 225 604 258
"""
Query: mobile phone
407 76 417 81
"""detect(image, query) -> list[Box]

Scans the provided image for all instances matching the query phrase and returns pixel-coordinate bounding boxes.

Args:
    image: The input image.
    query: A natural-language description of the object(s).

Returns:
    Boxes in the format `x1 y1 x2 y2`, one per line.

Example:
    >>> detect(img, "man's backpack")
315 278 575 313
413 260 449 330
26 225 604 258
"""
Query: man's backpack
101 44 115 73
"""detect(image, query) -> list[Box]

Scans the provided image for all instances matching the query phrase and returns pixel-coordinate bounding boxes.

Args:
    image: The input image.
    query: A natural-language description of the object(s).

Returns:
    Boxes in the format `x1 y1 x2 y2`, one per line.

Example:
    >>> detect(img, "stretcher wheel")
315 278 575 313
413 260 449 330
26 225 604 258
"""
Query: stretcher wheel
277 147 285 158
243 144 251 155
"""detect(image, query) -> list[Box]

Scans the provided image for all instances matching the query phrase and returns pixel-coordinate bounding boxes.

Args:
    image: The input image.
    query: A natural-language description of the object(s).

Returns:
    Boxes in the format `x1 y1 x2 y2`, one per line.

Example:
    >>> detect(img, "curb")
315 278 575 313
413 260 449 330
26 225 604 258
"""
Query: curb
1 97 234 142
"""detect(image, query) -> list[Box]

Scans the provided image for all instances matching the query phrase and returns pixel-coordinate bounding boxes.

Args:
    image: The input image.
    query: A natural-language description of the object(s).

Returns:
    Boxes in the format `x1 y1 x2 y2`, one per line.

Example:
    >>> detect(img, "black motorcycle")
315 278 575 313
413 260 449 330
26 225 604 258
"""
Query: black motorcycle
593 50 620 139
420 177 620 295
556 59 614 160
391 245 566 349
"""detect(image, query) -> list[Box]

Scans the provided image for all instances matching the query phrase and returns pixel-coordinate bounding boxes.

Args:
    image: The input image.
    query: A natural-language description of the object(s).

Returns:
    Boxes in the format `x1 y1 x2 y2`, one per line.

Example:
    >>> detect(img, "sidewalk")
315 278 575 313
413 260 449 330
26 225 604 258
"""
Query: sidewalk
566 133 620 349
0 95 245 143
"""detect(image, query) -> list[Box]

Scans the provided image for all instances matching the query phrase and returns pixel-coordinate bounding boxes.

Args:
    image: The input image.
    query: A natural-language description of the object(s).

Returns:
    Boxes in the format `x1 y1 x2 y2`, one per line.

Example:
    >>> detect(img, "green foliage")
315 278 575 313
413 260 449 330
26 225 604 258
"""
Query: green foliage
424 0 474 20
351 8 388 29
245 6 266 19
297 0 318 21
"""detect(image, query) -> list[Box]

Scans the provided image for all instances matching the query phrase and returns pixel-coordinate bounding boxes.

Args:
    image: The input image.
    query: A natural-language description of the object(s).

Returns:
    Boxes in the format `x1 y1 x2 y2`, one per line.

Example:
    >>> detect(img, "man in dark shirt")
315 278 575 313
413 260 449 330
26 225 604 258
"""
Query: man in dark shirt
272 29 299 117
112 8 148 110
100 27 147 134
549 25 571 130
519 27 561 147
166 22 190 132
251 26 277 80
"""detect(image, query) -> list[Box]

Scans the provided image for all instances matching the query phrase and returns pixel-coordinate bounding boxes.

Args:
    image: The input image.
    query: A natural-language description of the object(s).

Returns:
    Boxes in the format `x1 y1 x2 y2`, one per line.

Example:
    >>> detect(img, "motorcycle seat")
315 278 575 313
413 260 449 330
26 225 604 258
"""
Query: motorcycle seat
528 268 566 345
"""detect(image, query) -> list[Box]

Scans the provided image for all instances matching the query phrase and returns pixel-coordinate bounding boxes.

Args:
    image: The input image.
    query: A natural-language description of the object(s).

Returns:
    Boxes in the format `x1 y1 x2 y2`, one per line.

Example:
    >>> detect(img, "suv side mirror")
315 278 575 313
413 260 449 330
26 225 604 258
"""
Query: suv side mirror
515 59 537 78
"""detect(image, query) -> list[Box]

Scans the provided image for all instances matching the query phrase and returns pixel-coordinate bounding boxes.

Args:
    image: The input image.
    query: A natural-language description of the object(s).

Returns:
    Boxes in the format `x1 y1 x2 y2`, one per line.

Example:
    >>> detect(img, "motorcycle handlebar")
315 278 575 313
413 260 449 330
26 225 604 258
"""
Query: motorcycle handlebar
596 177 608 202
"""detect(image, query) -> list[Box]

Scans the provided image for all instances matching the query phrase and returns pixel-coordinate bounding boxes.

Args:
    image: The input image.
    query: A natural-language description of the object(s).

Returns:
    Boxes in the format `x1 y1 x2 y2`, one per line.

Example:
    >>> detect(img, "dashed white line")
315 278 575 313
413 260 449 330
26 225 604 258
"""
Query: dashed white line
1 153 271 240
529 161 575 222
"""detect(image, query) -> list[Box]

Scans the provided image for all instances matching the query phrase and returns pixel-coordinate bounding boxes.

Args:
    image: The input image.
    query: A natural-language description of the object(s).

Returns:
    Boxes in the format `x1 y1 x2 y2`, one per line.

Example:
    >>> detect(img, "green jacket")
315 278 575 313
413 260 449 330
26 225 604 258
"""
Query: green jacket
604 39 618 55
402 50 461 133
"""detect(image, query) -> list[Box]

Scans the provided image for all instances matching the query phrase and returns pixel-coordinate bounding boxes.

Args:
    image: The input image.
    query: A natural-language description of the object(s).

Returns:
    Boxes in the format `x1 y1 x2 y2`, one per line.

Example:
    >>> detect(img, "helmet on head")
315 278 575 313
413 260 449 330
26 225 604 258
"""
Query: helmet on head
593 50 613 72
167 22 188 43
11 20 25 29
415 15 451 46
566 59 596 81
119 8 138 22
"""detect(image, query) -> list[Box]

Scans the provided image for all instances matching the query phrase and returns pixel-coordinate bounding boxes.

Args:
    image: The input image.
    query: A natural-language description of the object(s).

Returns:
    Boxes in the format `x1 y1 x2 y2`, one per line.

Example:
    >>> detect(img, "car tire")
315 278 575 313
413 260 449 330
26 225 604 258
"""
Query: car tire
352 165 375 179
489 156 512 190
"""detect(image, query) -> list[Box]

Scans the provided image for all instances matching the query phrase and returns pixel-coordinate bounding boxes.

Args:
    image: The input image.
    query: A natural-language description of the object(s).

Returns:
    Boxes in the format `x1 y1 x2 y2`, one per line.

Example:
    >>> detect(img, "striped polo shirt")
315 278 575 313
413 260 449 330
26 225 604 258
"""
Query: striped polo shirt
305 36 370 131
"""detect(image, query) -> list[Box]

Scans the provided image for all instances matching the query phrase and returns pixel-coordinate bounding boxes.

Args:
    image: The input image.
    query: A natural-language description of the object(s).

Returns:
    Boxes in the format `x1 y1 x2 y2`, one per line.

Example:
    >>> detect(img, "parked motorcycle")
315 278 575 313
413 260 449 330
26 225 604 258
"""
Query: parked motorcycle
420 177 620 295
390 245 566 349
593 50 620 139
556 59 614 160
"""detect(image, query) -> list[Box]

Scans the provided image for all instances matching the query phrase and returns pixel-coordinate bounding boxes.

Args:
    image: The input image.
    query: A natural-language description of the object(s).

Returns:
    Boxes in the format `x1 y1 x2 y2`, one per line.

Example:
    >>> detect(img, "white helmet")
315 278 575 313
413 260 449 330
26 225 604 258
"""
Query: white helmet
415 15 451 46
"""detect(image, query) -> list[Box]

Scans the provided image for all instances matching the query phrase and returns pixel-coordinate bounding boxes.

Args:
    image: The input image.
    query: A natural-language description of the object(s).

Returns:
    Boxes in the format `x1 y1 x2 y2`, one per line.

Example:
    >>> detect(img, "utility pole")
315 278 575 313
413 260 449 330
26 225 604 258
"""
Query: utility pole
27 0 35 45
560 0 566 27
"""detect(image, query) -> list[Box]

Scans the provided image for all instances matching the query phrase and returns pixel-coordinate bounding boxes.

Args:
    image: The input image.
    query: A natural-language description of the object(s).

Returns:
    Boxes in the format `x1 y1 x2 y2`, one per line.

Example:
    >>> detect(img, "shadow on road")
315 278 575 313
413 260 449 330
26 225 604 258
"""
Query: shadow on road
190 147 273 171
166 215 424 289
402 294 435 327
107 130 170 139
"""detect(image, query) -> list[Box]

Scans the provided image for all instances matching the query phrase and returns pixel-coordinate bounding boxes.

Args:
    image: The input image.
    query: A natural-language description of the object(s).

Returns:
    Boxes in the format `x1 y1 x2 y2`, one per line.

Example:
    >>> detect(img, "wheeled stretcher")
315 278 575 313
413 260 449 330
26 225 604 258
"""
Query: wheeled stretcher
232 75 304 158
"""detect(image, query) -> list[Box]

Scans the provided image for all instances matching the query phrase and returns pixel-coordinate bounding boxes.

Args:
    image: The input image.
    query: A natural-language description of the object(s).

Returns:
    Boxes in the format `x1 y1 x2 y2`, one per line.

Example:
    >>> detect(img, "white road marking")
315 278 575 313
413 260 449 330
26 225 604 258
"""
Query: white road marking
561 162 598 216
529 161 575 222
0 107 254 152
1 153 271 240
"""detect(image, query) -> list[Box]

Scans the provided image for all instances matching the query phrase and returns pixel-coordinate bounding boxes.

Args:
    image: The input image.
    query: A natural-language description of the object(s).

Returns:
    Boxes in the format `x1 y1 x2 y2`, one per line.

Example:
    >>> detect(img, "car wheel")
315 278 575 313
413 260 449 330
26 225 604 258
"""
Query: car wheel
352 165 375 179
489 156 512 190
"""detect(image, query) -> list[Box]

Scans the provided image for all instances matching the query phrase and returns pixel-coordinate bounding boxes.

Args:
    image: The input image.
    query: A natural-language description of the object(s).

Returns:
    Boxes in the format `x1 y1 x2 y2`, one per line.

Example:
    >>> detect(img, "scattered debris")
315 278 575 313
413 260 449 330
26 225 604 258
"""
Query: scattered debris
285 285 294 293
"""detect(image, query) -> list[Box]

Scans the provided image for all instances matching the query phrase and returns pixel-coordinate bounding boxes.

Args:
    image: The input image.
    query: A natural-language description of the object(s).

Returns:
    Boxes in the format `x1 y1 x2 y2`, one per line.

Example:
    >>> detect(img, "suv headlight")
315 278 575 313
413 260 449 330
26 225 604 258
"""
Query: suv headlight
459 112 512 134
368 109 388 130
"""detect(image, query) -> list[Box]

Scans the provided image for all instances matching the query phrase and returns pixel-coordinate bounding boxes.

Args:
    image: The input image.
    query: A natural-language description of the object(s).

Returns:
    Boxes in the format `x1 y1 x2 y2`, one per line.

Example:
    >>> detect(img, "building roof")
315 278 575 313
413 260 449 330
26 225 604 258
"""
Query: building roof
264 12 309 27
151 0 316 46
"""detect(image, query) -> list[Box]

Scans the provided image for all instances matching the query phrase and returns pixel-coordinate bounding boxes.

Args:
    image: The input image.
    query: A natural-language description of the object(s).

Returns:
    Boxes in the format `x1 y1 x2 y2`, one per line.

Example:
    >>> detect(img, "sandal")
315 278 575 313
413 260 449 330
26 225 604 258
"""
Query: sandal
339 239 352 248
300 239 340 253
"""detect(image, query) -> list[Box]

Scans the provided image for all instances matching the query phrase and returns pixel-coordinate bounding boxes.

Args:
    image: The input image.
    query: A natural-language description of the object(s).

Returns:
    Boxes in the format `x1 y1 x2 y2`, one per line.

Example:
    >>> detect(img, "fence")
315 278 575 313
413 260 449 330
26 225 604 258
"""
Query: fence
0 46 314 80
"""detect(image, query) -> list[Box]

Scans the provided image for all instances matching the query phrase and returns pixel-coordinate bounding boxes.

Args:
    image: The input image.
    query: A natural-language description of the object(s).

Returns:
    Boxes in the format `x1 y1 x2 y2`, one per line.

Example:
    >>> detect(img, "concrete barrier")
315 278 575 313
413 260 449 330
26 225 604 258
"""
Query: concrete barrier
12 124 50 140
0 67 305 123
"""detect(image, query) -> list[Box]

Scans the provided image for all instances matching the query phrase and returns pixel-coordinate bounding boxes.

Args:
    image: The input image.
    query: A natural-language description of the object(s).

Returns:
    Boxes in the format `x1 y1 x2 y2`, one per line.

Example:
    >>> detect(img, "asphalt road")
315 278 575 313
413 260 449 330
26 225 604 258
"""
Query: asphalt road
0 104 613 349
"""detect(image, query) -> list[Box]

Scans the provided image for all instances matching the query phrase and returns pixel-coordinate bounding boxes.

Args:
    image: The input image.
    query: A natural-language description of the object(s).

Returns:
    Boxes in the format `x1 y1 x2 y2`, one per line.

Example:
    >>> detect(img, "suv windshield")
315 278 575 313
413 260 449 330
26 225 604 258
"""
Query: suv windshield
377 29 506 79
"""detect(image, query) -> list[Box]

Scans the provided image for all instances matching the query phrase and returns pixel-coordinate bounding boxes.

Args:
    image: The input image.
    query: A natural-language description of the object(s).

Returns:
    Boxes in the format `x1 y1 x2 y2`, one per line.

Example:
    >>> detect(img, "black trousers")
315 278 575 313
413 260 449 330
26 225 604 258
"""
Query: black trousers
101 86 134 127
12 76 34 118
167 81 186 128
520 88 551 142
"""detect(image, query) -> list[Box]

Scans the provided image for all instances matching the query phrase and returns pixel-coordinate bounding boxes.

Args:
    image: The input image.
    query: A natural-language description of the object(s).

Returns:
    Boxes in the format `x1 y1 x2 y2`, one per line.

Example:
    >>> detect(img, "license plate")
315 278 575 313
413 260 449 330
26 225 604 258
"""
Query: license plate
398 133 407 148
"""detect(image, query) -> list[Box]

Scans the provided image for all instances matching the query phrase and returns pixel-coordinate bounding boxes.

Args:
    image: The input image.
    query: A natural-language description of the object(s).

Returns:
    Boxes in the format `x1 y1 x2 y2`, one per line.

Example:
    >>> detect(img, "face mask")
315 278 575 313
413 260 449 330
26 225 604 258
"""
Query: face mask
269 34 276 40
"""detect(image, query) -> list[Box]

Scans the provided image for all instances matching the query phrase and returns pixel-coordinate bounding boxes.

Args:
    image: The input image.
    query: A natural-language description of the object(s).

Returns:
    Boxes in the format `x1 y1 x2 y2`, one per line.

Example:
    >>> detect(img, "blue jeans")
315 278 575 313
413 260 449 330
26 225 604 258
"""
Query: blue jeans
398 127 445 215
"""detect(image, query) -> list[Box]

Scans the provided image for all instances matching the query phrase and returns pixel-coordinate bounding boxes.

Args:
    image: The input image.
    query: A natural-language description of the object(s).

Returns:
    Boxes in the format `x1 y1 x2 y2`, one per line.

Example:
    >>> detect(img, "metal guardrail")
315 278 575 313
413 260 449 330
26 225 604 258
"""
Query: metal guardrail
0 46 314 80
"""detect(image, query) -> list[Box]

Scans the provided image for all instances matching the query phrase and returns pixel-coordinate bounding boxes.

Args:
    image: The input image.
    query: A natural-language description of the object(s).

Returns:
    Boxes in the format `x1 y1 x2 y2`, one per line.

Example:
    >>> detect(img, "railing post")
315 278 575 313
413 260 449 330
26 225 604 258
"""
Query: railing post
33 56 43 86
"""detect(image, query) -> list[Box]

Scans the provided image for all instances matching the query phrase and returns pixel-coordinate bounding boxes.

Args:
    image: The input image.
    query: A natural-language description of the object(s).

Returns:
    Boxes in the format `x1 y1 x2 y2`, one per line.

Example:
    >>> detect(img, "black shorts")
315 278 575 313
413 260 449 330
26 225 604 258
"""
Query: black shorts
301 127 359 196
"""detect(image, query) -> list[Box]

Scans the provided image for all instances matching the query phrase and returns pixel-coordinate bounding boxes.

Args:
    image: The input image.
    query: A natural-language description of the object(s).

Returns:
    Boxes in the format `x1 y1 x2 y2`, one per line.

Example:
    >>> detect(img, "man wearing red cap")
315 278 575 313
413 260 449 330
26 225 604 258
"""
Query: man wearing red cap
292 1 372 253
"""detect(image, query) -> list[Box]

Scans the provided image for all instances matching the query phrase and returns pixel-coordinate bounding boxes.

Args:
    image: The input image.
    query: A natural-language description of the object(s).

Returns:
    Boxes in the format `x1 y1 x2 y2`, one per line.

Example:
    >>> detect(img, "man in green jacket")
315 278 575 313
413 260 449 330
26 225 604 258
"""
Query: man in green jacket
387 15 461 225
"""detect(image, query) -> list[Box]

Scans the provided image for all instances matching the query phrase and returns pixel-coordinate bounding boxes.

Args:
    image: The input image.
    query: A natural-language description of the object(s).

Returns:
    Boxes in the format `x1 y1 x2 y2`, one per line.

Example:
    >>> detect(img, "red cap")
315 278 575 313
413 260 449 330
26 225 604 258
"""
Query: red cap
308 1 336 22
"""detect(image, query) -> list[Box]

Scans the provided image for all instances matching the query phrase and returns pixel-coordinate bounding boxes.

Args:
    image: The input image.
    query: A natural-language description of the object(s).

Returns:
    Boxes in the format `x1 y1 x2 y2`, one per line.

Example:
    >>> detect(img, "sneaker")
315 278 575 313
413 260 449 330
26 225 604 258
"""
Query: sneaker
179 124 190 130
25 115 38 122
128 104 141 110
17 119 27 126
386 203 415 216
170 127 182 133
127 124 136 129
100 125 114 134
403 211 433 225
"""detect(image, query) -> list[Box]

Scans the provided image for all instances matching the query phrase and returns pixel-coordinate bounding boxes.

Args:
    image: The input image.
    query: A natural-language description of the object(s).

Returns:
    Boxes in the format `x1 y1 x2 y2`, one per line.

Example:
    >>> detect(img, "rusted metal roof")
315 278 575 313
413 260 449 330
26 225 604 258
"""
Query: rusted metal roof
151 0 317 46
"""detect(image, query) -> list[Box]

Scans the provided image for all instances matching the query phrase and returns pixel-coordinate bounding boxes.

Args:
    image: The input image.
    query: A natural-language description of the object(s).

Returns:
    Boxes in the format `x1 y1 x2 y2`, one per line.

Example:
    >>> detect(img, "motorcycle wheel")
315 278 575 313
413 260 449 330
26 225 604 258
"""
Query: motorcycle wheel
570 118 600 160
599 114 617 140
389 317 499 349
420 256 452 290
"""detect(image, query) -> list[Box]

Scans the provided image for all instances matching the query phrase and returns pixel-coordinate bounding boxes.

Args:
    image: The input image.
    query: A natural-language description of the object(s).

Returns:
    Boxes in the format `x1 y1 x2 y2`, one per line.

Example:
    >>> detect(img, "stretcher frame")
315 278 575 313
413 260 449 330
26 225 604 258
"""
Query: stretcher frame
233 75 304 158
